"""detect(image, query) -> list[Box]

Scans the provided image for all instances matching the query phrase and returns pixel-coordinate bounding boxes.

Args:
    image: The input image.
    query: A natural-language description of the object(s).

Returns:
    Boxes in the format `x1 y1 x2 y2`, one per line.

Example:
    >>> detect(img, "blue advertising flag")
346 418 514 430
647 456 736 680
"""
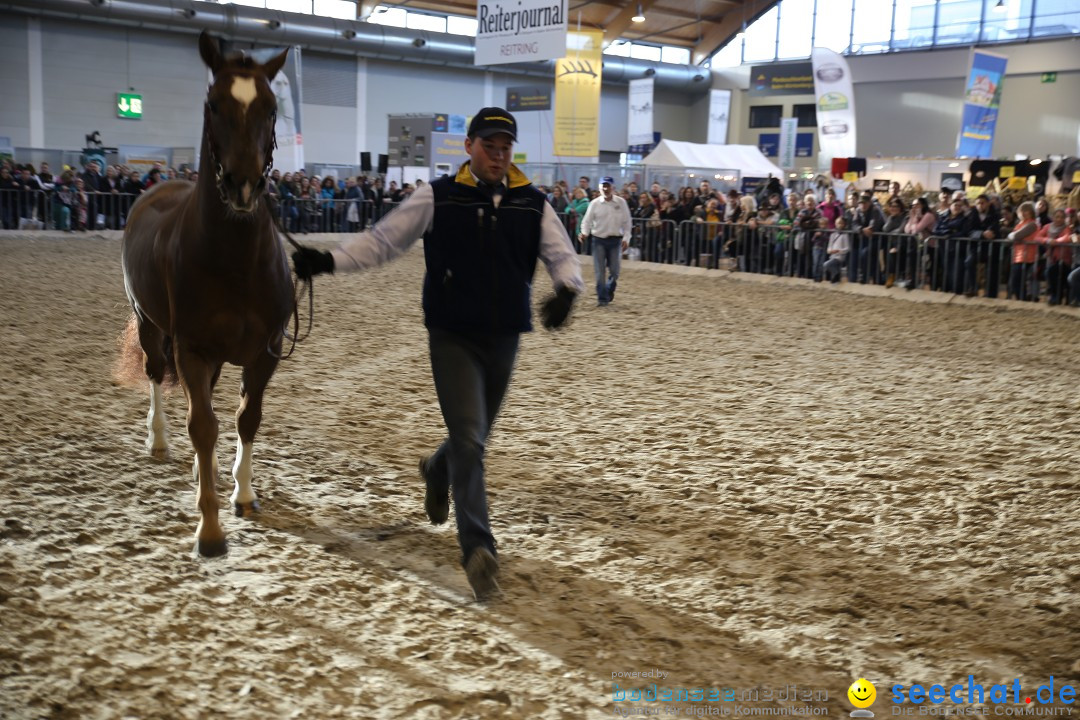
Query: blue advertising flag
956 49 1008 158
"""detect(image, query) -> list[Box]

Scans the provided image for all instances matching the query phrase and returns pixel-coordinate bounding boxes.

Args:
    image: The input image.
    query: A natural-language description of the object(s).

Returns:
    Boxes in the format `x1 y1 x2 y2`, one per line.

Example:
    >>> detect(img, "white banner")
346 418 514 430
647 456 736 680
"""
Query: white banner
627 77 654 146
475 0 568 66
706 89 731 145
811 47 856 168
778 117 798 170
248 46 303 173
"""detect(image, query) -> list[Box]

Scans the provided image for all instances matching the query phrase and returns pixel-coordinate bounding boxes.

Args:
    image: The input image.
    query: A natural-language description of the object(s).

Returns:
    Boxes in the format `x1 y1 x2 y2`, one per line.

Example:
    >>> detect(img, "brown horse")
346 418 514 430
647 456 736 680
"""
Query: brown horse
121 32 293 557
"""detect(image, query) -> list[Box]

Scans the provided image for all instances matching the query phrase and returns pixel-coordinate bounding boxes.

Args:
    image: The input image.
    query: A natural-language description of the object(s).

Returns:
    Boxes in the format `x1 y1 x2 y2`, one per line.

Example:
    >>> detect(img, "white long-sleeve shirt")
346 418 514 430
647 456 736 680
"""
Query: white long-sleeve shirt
579 194 633 244
329 181 585 294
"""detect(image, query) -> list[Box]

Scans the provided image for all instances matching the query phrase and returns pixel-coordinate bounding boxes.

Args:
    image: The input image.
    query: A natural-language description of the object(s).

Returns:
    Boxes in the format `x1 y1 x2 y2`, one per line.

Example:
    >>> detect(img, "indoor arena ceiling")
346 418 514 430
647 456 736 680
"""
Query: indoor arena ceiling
358 0 777 65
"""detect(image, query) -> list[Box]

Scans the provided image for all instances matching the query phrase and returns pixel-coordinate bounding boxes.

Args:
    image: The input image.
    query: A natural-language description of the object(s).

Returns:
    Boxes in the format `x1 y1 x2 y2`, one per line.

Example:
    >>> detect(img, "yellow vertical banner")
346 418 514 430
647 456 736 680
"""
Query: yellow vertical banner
554 29 602 157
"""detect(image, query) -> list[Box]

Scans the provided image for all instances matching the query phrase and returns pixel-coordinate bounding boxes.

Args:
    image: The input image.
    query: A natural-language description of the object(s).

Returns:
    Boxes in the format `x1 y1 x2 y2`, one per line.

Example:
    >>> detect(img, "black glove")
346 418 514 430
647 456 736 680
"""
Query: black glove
540 286 577 330
291 246 334 280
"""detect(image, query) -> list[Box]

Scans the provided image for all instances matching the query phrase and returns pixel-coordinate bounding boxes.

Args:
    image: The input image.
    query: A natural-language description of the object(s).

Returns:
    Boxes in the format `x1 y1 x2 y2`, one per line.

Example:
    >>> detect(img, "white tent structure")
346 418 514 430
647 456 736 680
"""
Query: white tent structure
641 139 785 179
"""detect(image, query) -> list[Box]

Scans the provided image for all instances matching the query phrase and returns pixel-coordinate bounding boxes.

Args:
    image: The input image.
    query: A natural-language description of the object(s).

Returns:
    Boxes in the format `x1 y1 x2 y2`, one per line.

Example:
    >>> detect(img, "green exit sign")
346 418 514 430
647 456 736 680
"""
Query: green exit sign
1040 72 1057 83
117 92 143 119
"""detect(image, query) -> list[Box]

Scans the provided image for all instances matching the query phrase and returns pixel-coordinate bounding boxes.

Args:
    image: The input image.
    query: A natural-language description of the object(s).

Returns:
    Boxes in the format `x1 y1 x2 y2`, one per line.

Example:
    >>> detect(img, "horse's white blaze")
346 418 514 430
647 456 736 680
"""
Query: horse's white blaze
231 438 256 507
241 182 252 204
230 76 257 114
146 381 168 454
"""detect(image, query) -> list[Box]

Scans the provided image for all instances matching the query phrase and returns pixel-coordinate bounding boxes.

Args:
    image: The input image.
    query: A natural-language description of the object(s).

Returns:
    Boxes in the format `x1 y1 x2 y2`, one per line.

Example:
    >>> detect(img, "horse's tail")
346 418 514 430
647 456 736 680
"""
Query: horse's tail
114 313 179 390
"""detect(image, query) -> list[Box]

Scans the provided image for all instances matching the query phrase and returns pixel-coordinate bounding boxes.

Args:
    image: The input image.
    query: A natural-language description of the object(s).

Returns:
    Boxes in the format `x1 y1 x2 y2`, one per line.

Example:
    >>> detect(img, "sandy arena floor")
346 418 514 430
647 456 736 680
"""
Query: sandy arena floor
1 231 1078 720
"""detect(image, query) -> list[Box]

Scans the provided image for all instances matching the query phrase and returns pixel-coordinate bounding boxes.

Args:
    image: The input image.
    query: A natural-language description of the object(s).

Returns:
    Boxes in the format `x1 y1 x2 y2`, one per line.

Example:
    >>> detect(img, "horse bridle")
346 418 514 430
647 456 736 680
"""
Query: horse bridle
202 96 314 361
203 101 277 209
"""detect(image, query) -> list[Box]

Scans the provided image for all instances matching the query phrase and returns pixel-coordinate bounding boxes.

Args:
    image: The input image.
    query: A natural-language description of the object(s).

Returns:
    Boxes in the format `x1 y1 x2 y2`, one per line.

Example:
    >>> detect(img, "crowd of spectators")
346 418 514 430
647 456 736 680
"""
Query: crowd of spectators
542 174 1080 306
0 158 181 232
3 158 1077 305
0 158 411 233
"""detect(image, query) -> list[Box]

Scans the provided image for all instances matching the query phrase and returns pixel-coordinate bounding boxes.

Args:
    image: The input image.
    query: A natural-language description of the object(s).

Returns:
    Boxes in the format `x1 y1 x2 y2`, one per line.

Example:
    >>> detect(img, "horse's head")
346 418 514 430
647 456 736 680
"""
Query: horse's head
198 32 287 214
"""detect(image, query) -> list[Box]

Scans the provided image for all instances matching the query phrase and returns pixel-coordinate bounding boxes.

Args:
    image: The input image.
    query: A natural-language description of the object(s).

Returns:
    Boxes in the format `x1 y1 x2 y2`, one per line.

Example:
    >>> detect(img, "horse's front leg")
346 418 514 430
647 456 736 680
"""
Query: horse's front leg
176 344 226 557
231 348 280 518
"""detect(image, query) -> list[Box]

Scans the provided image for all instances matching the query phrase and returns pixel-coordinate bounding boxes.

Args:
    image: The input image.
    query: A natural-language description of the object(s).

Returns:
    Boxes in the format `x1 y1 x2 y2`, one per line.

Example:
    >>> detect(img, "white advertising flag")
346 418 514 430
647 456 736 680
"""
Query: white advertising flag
810 47 856 167
475 0 568 66
778 117 798 170
707 89 731 145
249 46 303 173
627 78 654 146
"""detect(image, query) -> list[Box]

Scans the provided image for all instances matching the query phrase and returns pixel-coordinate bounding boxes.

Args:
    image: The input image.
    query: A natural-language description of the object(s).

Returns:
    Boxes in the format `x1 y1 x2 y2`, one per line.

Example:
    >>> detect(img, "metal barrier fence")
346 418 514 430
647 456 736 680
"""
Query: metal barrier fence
5 188 1078 306
579 217 1079 306
0 188 400 233
273 197 399 233
0 188 142 231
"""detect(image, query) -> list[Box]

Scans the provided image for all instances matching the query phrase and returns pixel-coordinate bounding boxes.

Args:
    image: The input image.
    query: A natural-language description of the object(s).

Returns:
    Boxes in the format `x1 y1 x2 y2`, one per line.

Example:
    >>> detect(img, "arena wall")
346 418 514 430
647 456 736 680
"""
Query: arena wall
0 11 1076 164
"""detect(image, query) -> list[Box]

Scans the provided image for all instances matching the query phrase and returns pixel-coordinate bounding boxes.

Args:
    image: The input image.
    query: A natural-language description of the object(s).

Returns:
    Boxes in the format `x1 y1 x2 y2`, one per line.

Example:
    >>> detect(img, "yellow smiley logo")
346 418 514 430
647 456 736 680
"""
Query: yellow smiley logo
848 678 876 708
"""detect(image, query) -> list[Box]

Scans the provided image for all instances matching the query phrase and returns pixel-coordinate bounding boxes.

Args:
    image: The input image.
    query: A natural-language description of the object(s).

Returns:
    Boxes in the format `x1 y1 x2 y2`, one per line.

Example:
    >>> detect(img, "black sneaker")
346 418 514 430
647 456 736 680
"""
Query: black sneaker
419 455 449 525
465 547 500 601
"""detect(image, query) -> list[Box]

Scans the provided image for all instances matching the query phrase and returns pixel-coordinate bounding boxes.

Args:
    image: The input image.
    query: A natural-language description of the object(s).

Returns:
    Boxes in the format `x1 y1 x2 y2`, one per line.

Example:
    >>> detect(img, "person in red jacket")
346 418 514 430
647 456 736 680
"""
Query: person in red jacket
1038 208 1071 305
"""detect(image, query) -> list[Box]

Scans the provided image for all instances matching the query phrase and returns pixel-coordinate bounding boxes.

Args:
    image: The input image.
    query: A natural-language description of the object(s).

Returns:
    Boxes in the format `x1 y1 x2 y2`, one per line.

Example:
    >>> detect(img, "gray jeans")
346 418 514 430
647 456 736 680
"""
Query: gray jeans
427 327 519 564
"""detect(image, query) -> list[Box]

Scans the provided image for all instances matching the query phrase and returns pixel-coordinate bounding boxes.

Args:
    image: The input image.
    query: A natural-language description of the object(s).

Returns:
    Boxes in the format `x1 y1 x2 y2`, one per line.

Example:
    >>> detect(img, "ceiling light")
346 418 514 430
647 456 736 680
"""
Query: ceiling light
788 173 797 178
632 4 645 22
948 162 960 167
1029 158 1042 165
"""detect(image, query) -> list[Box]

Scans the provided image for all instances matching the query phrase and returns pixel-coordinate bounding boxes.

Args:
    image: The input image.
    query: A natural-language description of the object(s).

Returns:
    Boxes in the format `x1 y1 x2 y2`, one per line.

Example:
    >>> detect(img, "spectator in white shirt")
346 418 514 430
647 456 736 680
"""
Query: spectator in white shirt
823 216 850 283
578 176 633 306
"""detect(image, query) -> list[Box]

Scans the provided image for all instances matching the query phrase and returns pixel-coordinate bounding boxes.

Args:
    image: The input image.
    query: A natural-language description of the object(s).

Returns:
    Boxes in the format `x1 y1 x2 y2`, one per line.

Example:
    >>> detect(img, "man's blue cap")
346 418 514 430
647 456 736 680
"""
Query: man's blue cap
600 176 615 185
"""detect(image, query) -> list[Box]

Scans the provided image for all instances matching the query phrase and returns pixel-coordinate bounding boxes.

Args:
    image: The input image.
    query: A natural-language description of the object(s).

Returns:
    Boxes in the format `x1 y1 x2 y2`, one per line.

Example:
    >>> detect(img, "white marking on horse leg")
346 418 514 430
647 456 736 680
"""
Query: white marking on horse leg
146 381 168 457
230 438 257 508
230 76 257 114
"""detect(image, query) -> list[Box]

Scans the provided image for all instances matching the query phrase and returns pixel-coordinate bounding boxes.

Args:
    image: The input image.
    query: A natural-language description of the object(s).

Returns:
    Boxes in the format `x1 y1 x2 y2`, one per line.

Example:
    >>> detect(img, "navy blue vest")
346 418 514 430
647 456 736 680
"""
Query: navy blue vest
422 170 546 334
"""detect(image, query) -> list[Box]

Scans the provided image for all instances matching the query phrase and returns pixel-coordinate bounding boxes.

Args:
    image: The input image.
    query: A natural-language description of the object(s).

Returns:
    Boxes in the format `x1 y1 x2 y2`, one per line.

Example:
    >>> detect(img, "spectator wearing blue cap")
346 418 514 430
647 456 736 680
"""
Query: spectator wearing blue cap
289 106 584 600
579 176 633 306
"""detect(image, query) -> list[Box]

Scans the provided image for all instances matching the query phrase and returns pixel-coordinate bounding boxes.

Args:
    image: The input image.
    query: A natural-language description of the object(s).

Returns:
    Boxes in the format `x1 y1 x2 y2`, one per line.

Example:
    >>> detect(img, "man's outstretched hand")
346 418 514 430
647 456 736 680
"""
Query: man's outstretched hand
292 247 335 280
540 286 577 330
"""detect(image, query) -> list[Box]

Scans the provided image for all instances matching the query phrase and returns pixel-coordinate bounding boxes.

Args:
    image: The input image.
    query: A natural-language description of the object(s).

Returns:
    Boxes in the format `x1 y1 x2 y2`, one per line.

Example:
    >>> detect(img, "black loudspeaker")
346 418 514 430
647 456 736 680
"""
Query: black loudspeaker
377 154 389 174
360 152 372 172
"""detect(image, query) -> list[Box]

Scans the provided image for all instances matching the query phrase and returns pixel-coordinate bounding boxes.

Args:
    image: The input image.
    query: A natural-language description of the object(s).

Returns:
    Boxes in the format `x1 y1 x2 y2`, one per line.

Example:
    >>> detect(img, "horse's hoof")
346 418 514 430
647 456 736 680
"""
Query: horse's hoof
196 537 228 557
148 446 169 461
234 500 260 518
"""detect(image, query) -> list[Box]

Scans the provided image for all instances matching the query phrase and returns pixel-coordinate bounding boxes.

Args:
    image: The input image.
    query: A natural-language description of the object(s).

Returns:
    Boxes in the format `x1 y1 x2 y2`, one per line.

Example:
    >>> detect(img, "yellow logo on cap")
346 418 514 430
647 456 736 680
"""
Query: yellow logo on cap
486 116 513 124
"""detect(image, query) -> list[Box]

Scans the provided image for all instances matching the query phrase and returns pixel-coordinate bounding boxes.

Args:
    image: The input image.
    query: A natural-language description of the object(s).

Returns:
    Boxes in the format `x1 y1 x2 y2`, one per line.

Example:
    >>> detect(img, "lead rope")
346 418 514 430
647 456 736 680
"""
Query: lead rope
270 206 315 361
260 112 314 361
